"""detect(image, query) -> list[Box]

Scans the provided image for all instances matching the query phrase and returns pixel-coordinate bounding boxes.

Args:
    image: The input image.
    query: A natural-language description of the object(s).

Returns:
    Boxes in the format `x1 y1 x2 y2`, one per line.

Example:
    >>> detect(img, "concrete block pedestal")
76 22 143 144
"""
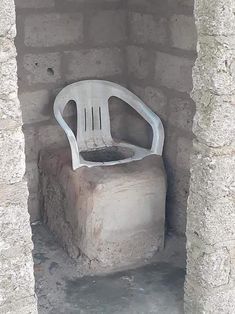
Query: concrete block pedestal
39 148 166 272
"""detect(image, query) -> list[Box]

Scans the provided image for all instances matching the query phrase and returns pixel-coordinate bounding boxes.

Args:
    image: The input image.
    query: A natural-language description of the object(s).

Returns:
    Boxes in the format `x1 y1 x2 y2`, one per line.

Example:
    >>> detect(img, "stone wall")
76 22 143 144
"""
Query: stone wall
126 0 197 235
185 0 235 312
15 0 127 221
0 0 37 312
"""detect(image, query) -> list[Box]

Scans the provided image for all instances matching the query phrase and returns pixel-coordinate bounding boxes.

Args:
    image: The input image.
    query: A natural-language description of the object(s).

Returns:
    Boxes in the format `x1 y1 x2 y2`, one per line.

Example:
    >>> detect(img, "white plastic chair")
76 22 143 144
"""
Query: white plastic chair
54 80 164 170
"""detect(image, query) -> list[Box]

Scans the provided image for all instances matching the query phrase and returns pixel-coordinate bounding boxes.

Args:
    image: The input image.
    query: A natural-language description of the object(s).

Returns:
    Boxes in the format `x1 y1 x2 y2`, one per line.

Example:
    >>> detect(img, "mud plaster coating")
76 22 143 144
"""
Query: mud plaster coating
39 149 166 272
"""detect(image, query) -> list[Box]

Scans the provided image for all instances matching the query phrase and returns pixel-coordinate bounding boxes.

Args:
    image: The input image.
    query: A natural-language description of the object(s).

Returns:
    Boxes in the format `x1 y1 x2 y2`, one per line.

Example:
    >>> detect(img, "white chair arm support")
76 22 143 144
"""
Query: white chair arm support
54 96 80 170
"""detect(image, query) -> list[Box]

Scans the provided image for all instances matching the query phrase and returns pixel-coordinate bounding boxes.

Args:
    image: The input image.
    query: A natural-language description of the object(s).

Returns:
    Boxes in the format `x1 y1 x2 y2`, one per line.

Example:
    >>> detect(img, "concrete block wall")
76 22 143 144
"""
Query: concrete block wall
127 0 197 235
15 0 127 221
16 0 197 236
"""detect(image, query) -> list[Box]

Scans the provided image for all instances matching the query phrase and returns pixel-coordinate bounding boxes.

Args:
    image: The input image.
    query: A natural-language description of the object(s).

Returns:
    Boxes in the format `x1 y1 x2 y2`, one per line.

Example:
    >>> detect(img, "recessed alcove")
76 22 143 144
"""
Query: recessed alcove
2 0 234 312
15 0 196 312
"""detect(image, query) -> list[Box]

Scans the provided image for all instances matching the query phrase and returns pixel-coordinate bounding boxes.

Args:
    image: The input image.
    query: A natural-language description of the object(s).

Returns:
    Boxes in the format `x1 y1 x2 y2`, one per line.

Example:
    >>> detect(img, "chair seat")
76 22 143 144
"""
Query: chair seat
79 142 153 167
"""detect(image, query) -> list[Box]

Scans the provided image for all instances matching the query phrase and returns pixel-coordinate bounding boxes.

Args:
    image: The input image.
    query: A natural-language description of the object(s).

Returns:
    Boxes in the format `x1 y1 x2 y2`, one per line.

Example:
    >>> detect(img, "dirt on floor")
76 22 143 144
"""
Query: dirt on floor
32 223 185 314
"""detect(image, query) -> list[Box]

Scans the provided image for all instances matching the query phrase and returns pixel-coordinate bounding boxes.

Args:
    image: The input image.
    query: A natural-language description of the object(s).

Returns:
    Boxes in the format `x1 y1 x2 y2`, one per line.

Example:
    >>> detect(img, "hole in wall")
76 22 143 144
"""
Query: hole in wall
47 67 54 76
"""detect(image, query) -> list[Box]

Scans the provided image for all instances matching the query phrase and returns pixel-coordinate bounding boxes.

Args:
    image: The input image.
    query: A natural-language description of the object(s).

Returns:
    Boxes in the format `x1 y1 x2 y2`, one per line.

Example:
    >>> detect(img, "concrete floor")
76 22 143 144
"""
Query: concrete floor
32 223 185 314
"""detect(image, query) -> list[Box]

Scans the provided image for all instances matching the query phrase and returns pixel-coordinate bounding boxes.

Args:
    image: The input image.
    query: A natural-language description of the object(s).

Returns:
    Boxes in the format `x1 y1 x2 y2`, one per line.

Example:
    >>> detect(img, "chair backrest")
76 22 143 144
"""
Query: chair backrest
54 81 114 151
54 80 164 155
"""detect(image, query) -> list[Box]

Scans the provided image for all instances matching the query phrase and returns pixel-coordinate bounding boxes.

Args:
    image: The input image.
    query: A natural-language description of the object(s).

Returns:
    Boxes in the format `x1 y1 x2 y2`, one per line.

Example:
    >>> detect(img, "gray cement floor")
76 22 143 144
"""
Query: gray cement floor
32 223 185 314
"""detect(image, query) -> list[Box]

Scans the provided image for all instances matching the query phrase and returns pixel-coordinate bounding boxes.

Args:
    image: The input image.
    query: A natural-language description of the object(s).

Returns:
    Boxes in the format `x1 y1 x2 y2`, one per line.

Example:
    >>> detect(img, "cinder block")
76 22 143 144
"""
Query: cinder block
168 167 190 205
0 183 36 308
0 252 35 307
188 188 235 245
195 1 234 36
0 57 17 95
23 52 61 84
170 15 197 51
177 0 195 7
176 136 192 169
168 97 195 132
127 0 165 13
24 13 83 47
28 193 40 223
23 126 38 162
23 123 69 163
130 84 167 120
85 0 118 2
0 94 22 128
192 94 235 147
0 128 26 184
155 52 194 93
88 10 126 44
38 124 69 150
166 198 187 235
19 89 50 124
166 161 191 235
0 182 29 243
25 161 39 193
65 48 123 81
163 127 178 172
187 247 231 288
0 0 16 38
0 297 37 314
190 147 235 202
127 45 152 80
230 247 235 280
185 279 235 314
168 0 194 10
63 100 77 117
0 37 16 63
16 0 55 8
129 12 167 45
108 96 151 149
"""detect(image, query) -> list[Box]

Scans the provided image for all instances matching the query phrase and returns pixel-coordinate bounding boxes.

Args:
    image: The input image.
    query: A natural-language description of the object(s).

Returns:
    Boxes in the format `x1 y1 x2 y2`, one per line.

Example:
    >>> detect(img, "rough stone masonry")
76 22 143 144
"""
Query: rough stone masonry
185 0 235 313
0 0 234 313
0 0 37 313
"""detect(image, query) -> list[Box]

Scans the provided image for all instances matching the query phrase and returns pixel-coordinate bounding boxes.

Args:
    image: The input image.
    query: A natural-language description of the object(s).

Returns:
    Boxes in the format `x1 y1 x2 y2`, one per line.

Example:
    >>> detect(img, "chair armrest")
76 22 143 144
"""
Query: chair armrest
54 93 80 170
